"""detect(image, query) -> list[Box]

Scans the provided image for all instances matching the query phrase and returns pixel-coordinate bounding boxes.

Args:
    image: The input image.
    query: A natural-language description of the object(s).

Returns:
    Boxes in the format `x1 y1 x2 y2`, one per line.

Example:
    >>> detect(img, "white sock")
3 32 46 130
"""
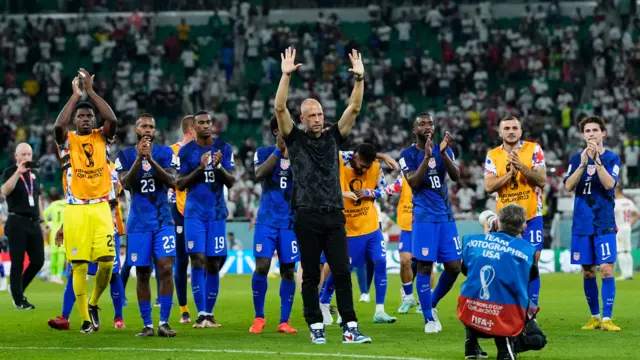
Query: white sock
603 317 610 321
592 314 601 319
145 324 154 328
624 252 634 278
375 304 385 314
159 321 167 326
310 322 324 330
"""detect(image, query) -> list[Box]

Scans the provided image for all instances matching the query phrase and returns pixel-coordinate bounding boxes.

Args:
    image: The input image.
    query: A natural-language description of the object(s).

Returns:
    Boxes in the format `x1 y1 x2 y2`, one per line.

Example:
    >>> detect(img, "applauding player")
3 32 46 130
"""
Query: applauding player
399 113 461 334
116 114 178 337
564 116 621 332
249 116 298 335
176 111 235 328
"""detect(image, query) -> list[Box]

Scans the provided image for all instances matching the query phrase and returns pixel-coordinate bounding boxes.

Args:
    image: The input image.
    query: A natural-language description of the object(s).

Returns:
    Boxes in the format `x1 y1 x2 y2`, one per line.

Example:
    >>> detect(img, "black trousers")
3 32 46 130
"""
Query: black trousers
5 214 44 304
294 208 356 326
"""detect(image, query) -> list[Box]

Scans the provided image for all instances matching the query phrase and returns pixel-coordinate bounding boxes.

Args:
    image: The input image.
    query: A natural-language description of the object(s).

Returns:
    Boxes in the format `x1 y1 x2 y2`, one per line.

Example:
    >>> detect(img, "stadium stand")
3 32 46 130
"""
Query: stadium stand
1 0 640 251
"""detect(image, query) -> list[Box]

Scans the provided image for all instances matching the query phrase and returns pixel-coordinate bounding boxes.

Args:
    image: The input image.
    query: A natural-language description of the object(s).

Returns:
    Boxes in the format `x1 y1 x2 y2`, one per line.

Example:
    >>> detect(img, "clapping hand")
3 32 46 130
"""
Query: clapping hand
440 131 452 154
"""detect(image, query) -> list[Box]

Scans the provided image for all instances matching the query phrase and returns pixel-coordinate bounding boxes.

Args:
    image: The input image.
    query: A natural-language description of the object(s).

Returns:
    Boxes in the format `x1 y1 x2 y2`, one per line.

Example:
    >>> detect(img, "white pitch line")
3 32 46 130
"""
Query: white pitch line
0 346 439 360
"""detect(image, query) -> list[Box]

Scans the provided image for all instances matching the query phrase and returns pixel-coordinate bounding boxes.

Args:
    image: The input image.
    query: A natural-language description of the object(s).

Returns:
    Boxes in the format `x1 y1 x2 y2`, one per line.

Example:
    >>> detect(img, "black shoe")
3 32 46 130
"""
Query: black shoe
88 304 100 331
180 312 191 324
80 320 96 334
158 323 177 337
15 297 35 310
496 337 517 360
193 314 207 328
465 339 489 359
205 315 221 328
136 326 155 337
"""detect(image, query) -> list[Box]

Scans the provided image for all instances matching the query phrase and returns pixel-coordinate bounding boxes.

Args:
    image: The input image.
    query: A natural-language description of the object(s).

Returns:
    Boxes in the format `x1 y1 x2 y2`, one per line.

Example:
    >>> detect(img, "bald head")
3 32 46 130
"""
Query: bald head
15 142 33 164
300 98 324 135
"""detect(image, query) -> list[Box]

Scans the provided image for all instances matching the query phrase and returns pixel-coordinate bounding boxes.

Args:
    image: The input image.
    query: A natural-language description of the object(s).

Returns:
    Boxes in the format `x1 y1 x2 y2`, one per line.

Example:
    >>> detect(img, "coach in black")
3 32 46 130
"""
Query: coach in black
1 142 45 309
274 47 371 344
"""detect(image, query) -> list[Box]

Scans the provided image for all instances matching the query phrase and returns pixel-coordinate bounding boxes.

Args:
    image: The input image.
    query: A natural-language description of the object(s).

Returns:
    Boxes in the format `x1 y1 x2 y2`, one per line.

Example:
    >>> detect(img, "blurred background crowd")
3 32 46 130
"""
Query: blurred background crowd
1 0 640 249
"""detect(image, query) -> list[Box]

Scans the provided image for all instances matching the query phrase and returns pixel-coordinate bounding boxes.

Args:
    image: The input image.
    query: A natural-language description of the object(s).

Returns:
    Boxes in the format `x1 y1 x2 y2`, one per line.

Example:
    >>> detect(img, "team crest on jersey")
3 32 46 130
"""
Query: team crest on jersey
587 165 596 176
422 248 429 256
573 252 580 261
176 226 183 234
428 158 436 169
280 159 290 170
256 244 262 252
131 253 138 262
188 241 194 249
142 159 151 171
71 248 78 256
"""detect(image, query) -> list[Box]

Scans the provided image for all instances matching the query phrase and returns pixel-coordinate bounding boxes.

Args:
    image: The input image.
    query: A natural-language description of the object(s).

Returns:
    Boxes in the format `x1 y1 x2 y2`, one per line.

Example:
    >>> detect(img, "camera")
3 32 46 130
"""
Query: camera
25 161 40 169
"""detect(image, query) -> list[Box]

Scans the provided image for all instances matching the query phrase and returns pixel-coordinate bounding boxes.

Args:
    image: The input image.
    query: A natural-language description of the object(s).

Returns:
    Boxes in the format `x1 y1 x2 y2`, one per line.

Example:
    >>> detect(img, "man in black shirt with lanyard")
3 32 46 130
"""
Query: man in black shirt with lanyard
0 143 45 309
275 47 370 344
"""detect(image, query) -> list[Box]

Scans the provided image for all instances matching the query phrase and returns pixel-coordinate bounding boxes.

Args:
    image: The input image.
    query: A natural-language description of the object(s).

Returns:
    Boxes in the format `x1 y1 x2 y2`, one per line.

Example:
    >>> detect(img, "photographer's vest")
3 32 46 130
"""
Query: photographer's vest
457 232 535 337
340 160 380 237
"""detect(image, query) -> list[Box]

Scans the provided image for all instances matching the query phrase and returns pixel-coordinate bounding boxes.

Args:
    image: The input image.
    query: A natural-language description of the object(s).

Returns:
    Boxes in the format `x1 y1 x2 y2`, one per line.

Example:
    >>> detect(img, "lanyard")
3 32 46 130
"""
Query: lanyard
20 172 34 197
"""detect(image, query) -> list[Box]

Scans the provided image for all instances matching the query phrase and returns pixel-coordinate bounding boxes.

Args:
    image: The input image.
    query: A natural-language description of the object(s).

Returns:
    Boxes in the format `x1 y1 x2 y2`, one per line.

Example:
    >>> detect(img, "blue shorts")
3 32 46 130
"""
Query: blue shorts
127 226 177 266
571 233 617 265
88 233 121 275
523 216 544 251
398 230 412 253
185 218 227 257
347 229 386 267
412 221 461 263
253 224 299 264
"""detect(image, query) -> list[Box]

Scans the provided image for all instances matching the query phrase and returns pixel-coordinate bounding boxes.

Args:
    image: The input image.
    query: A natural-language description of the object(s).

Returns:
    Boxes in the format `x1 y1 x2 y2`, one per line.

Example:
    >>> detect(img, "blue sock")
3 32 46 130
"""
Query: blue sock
0 262 4 277
402 281 414 296
252 272 268 319
205 272 220 314
583 277 600 316
191 267 206 313
159 294 173 323
110 274 124 320
319 273 335 304
431 271 459 308
416 273 433 322
355 265 368 294
138 301 152 327
528 275 541 305
62 273 76 319
279 279 296 323
601 277 615 318
174 252 189 307
374 260 388 305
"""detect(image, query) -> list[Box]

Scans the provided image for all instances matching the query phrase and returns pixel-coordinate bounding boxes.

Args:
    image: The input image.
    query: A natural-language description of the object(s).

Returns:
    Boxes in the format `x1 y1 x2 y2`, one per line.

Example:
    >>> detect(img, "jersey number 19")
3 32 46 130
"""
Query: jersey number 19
205 171 216 183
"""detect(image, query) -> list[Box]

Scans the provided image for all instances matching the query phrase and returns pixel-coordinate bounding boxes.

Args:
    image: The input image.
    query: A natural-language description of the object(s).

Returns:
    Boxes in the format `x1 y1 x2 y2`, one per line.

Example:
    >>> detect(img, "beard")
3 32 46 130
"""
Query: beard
136 134 154 142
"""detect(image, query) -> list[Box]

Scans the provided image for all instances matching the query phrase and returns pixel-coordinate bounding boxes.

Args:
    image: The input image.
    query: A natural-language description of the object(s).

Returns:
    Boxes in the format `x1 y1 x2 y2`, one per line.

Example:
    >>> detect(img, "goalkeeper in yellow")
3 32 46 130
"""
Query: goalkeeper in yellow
44 200 66 284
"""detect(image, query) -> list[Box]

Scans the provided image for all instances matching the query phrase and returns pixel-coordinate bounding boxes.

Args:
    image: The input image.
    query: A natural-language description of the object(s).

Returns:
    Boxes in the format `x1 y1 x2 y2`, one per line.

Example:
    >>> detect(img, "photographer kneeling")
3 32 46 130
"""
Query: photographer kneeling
458 205 547 360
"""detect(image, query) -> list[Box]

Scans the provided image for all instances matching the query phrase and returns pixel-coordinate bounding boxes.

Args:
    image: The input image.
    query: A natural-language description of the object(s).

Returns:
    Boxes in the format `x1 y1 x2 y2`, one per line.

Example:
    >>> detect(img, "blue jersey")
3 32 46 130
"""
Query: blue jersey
399 143 455 223
177 139 235 221
115 145 176 233
253 146 294 229
564 149 620 236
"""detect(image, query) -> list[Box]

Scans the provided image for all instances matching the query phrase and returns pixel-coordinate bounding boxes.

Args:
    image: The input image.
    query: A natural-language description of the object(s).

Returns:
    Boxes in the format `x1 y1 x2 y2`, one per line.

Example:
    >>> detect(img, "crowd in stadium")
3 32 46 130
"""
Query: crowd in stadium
1 0 639 234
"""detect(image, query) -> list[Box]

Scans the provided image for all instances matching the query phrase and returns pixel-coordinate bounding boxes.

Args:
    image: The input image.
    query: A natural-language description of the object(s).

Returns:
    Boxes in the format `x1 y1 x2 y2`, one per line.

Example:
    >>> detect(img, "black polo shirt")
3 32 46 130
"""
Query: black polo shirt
1 166 42 218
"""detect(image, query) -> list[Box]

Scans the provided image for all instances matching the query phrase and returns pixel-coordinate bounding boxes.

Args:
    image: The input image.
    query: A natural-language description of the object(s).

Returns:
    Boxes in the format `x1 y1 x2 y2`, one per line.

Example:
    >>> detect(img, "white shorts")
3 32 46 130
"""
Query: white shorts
616 228 632 252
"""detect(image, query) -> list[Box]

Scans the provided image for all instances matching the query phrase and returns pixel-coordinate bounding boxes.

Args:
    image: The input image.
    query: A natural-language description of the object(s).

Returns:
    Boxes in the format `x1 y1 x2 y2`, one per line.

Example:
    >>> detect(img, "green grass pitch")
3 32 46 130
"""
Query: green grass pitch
0 273 637 359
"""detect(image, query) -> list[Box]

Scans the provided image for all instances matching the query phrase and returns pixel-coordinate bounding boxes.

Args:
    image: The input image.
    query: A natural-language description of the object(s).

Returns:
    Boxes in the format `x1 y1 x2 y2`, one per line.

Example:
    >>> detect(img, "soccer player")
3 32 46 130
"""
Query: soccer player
614 187 638 281
484 116 547 305
399 113 461 333
249 116 298 335
319 144 396 324
564 115 621 331
43 199 66 284
116 114 178 337
54 69 118 333
169 115 196 323
48 162 127 330
176 111 235 328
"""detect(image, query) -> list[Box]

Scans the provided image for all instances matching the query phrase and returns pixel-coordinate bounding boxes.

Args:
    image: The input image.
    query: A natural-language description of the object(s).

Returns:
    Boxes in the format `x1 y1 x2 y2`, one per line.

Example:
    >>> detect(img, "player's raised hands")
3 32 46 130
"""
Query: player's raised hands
580 147 589 166
72 76 83 97
276 133 288 157
78 68 95 93
439 131 452 154
424 134 433 159
342 191 358 201
587 140 600 161
212 150 223 166
347 49 364 77
507 152 525 171
198 151 212 170
281 47 302 75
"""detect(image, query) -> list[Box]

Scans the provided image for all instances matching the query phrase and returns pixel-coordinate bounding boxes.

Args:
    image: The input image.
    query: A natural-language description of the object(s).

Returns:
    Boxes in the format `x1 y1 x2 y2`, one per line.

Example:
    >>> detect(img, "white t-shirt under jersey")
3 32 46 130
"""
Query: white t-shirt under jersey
614 197 638 231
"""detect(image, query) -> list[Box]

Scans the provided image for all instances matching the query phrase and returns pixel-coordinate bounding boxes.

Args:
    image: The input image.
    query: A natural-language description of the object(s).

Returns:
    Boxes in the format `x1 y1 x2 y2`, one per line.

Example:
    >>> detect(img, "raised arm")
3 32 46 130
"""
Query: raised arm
274 47 301 138
338 49 364 137
145 147 176 187
176 151 208 191
79 68 118 140
54 77 82 145
439 132 459 182
564 151 588 193
212 150 235 188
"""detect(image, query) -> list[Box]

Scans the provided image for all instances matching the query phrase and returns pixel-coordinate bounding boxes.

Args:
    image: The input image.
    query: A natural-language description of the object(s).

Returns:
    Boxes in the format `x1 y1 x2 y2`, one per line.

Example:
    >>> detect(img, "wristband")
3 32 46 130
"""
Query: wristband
273 149 282 158
354 74 364 82
215 163 222 170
